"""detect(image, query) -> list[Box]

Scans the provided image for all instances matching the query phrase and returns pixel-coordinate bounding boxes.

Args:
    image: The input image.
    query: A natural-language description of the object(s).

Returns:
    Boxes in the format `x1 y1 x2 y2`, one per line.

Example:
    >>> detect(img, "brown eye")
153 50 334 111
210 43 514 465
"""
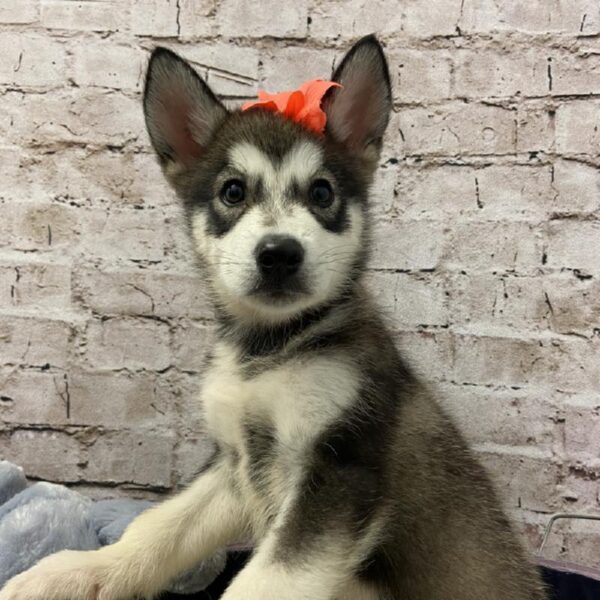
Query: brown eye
310 179 334 208
221 179 245 206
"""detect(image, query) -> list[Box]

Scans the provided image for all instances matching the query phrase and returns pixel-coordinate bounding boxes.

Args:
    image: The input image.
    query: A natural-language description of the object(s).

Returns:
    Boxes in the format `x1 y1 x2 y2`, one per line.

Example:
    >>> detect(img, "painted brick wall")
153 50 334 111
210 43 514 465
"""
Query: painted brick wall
1 0 599 564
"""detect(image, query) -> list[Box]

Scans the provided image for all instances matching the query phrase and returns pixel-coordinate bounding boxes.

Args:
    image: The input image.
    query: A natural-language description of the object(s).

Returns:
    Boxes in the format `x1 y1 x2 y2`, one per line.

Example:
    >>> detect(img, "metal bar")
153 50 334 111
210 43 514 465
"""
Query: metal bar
538 513 600 555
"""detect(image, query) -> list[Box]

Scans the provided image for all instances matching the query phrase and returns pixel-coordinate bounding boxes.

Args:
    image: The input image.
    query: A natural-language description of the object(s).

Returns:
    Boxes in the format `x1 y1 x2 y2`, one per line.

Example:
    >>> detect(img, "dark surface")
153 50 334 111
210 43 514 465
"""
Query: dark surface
159 552 599 600
159 552 250 600
541 566 600 600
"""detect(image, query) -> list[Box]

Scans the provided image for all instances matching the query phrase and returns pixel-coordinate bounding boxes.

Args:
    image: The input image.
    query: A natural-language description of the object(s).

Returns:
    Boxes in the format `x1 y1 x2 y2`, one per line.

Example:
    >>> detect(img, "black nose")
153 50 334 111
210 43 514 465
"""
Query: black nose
256 235 304 277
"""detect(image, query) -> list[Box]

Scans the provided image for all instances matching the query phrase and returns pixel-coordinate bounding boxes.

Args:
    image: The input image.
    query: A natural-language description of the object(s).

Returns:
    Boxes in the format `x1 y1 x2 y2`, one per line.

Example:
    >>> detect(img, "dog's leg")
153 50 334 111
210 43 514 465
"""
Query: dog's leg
221 530 378 600
220 486 382 600
0 460 247 600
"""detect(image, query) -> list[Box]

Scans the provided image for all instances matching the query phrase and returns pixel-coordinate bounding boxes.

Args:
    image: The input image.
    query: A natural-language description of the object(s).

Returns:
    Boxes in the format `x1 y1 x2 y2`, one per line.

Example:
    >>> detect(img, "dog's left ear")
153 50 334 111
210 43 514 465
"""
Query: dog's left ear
143 47 228 181
324 35 392 163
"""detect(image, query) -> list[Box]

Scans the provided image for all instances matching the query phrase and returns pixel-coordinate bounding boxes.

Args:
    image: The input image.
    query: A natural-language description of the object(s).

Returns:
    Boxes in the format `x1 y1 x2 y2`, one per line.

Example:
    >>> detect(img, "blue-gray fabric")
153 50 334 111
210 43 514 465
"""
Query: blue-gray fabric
0 461 226 593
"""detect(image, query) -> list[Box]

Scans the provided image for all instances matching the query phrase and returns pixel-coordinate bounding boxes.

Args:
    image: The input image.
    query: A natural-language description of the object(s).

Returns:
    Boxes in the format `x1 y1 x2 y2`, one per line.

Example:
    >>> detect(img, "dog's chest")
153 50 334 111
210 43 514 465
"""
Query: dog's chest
200 342 359 467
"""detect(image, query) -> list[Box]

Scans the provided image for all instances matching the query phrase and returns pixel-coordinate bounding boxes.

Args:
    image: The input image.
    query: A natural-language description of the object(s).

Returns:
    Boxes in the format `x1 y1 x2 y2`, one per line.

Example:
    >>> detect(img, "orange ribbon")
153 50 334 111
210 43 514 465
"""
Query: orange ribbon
241 79 341 135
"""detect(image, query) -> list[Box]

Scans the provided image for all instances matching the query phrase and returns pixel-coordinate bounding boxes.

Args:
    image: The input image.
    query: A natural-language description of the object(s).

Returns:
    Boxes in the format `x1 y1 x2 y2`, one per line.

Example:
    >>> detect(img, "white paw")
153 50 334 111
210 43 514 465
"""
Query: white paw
0 550 116 600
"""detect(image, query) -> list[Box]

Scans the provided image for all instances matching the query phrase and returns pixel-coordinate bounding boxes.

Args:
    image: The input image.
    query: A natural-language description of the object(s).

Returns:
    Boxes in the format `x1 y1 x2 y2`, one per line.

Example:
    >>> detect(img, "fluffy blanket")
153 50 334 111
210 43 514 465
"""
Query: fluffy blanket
0 461 226 593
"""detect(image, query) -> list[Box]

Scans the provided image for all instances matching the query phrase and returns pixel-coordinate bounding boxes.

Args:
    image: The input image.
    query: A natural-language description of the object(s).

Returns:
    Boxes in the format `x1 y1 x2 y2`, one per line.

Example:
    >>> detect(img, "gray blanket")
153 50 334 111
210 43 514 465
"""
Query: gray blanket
0 461 226 593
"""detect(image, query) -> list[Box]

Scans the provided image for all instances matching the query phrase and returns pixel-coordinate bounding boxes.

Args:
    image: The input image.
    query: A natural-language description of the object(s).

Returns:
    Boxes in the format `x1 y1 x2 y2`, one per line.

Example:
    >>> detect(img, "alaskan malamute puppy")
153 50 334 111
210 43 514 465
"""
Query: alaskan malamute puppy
0 36 546 600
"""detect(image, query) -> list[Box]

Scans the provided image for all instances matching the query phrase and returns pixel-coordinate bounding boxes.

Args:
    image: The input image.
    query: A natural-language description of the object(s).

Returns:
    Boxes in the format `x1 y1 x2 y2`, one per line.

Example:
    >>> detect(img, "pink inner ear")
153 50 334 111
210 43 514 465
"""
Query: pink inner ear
159 94 202 165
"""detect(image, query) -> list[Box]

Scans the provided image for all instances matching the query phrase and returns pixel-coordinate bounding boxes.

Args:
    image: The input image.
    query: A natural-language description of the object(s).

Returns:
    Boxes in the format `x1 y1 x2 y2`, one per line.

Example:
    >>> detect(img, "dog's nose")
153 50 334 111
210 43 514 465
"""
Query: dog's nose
255 235 304 277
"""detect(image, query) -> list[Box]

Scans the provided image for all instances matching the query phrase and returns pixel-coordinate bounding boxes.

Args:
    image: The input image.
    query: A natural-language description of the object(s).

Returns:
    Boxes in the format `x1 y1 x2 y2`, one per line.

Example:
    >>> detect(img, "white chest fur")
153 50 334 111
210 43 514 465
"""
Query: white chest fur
201 341 360 460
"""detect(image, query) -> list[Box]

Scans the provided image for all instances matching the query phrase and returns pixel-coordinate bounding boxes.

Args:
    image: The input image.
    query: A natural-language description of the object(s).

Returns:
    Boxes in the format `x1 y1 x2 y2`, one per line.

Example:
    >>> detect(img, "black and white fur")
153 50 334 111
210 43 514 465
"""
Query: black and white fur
0 37 547 600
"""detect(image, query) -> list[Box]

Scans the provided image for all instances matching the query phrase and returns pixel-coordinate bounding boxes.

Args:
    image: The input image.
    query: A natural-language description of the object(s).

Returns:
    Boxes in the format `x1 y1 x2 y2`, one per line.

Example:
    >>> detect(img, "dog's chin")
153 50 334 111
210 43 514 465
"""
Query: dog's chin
219 278 318 324
245 283 312 320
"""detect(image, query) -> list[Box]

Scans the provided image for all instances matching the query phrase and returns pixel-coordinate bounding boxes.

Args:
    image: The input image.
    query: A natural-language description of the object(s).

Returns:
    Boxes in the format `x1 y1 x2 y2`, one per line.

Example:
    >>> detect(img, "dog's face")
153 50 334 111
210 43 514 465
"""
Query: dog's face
143 37 392 324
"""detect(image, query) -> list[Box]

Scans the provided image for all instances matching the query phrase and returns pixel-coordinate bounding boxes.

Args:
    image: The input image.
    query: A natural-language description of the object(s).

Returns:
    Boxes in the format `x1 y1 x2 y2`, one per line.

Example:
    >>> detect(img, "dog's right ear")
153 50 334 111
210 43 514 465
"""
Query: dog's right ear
143 48 227 181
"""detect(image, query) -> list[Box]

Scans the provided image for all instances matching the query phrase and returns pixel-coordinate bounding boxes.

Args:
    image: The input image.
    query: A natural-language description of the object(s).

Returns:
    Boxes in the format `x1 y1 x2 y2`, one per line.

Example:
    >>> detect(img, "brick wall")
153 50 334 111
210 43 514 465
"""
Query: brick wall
1 0 599 563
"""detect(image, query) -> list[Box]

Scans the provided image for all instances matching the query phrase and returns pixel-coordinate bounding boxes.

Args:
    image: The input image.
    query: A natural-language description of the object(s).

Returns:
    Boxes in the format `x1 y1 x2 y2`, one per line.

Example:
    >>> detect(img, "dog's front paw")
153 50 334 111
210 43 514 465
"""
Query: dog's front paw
0 549 118 600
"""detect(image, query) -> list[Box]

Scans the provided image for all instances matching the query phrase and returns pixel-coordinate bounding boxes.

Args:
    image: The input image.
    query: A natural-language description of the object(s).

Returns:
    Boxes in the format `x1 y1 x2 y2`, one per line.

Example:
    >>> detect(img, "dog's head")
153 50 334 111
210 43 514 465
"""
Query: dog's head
143 36 392 325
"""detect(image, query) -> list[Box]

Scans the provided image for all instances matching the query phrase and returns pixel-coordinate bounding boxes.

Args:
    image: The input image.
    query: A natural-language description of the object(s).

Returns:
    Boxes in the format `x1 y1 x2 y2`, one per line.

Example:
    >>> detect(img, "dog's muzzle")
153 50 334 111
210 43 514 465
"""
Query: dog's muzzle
255 235 304 279
252 235 308 301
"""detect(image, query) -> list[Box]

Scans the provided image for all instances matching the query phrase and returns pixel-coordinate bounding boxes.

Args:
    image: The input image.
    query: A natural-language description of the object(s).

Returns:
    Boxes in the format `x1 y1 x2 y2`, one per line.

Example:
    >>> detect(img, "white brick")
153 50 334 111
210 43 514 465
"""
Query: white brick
446 222 542 273
395 165 476 219
0 315 71 368
72 43 144 91
0 369 70 425
0 146 172 209
453 333 600 392
0 428 85 482
308 0 403 39
0 0 38 23
402 0 462 37
393 49 453 103
0 33 66 87
552 159 600 215
454 50 548 98
552 52 600 96
131 0 178 36
85 430 175 486
69 371 172 428
171 372 209 435
41 0 127 32
370 162 398 217
447 273 549 333
260 46 334 92
452 334 547 388
479 451 563 513
0 90 145 147
396 164 554 220
556 100 600 154
441 385 559 451
79 208 178 264
0 201 80 253
172 321 213 372
367 271 448 328
475 165 553 219
549 337 600 393
74 268 212 319
84 317 172 371
460 0 600 35
177 0 215 38
0 260 71 311
516 104 555 153
217 0 308 38
545 220 600 273
545 274 600 336
175 434 218 484
394 330 454 381
174 44 259 98
396 103 517 156
371 219 447 271
564 399 600 461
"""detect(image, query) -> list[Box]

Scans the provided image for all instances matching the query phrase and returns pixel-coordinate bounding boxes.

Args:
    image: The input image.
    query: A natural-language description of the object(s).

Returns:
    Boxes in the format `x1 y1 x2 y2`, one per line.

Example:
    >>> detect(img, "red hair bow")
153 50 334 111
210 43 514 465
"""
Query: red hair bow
241 79 341 135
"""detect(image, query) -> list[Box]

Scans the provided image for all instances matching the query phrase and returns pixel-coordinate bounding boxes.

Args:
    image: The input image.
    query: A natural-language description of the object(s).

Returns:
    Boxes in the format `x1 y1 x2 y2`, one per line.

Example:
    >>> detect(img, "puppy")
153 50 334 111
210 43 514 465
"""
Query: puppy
0 36 547 600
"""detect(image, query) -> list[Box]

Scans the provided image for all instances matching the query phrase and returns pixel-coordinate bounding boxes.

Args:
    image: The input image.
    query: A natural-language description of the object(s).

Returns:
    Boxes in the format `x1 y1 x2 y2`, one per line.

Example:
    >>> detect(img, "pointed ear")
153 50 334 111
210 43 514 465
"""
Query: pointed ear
324 35 392 163
143 47 227 178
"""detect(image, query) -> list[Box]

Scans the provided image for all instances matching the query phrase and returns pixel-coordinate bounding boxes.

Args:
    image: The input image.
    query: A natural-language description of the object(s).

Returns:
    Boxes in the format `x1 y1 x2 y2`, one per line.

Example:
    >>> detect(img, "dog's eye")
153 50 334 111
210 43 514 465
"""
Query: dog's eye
309 180 334 208
221 180 245 206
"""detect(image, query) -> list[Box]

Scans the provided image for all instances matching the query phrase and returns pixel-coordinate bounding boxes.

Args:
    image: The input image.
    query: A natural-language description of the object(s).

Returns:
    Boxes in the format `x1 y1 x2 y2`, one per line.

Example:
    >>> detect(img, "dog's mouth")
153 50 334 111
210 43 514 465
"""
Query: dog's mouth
249 275 310 305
